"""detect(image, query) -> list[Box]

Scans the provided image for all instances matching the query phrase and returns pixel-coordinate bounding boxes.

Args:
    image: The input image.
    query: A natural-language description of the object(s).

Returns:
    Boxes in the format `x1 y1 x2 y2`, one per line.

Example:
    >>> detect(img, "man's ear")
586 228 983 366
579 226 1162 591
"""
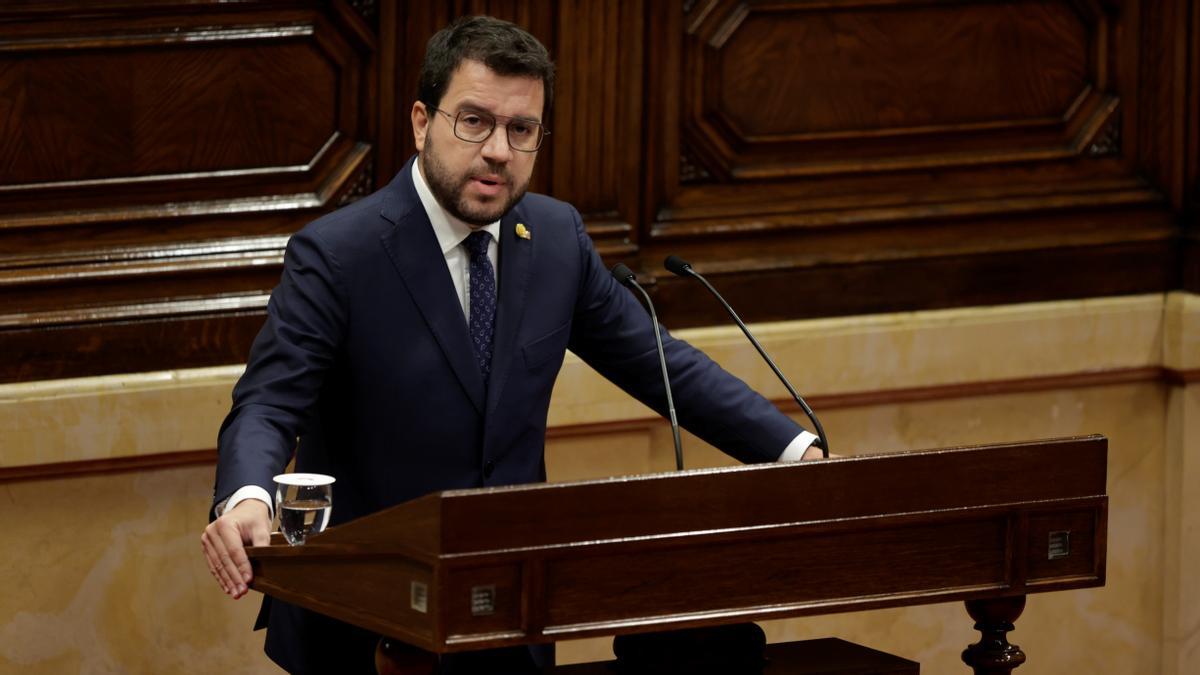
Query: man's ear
412 101 429 152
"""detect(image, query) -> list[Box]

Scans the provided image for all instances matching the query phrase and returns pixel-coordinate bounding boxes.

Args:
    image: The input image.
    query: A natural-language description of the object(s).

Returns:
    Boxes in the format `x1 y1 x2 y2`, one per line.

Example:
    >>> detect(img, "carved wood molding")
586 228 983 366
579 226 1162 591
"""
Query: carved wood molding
0 144 369 325
650 0 1150 243
679 146 713 184
348 0 378 25
646 236 1176 327
0 449 217 485
0 11 374 225
0 1 379 383
0 301 269 383
1 143 372 233
1087 110 1122 157
682 0 1123 177
337 157 376 206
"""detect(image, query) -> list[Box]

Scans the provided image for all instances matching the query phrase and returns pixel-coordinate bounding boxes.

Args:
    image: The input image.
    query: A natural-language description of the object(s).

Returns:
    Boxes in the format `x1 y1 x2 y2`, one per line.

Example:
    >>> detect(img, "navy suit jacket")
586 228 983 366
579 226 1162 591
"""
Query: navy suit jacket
214 156 804 672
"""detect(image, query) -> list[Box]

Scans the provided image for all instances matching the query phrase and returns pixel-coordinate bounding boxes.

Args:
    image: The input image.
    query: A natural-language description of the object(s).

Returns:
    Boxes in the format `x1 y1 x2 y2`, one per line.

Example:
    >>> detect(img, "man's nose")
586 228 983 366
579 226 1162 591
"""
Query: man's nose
481 125 513 163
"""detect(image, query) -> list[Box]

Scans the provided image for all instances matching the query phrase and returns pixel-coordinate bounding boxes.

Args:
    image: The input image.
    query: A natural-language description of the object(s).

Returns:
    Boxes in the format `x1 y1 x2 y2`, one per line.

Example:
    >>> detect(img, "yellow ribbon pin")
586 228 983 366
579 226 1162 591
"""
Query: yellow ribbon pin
515 223 531 240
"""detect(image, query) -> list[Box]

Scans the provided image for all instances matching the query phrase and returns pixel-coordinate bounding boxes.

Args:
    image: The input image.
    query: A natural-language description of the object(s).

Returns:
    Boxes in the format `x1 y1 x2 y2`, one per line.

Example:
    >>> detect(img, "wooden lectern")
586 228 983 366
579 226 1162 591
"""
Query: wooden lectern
248 435 1107 673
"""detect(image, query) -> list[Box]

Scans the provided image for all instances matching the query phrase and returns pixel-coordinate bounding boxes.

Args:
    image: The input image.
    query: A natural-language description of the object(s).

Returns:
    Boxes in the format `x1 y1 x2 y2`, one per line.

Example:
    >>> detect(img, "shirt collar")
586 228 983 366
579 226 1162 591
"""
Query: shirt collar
412 158 501 255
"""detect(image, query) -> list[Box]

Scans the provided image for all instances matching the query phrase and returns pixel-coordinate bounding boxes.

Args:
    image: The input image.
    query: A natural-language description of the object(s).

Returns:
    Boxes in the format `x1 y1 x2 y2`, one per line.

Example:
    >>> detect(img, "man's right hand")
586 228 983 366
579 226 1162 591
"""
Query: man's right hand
201 498 271 599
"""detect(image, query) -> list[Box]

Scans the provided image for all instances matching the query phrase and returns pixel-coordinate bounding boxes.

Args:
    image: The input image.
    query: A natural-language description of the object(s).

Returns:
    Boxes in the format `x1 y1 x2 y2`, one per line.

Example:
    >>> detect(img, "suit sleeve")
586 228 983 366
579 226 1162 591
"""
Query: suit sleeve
563 206 805 464
212 227 348 511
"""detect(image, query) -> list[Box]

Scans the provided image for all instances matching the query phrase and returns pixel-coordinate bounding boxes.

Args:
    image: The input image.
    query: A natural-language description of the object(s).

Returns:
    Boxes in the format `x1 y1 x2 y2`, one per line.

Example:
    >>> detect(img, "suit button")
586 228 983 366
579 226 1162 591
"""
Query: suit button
483 460 495 478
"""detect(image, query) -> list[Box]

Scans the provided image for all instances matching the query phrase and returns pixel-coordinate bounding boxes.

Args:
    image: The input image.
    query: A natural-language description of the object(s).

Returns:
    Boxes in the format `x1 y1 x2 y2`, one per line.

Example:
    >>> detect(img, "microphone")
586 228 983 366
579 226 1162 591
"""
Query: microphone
663 255 829 457
611 263 685 471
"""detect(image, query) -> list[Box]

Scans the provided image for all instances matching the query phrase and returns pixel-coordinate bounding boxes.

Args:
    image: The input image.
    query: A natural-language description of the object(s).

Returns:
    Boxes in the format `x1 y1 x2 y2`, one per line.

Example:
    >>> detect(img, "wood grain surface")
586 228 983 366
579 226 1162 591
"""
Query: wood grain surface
0 0 1195 382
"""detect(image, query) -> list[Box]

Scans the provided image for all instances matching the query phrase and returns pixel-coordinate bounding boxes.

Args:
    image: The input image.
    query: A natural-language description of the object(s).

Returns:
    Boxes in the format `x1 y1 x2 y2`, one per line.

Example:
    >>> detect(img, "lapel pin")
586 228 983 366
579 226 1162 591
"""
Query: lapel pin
515 223 531 240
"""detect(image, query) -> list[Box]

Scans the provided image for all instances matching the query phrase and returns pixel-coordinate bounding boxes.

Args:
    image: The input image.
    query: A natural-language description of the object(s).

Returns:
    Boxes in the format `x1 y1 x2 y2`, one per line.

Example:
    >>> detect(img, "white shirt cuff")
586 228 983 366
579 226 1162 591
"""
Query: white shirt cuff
777 430 820 462
217 485 274 520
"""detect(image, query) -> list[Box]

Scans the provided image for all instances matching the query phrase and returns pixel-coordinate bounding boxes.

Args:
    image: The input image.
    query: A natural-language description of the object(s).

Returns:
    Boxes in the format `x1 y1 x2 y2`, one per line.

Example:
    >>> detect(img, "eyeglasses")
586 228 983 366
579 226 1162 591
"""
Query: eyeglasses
426 104 548 152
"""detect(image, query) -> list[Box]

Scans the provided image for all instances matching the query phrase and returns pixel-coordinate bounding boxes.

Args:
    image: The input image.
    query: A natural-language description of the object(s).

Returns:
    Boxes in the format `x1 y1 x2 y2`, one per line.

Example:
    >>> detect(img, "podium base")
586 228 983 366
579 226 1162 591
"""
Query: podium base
552 637 919 674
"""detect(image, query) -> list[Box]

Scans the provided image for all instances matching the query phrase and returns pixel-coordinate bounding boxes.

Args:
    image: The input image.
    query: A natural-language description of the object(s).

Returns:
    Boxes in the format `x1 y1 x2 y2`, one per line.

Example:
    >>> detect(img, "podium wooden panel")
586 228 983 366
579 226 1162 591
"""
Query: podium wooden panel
247 435 1107 672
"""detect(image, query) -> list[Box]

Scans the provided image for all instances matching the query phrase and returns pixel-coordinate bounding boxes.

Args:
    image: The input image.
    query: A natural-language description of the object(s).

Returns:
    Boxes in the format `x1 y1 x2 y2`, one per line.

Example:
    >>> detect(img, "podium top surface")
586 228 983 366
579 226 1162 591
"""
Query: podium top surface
272 435 1106 558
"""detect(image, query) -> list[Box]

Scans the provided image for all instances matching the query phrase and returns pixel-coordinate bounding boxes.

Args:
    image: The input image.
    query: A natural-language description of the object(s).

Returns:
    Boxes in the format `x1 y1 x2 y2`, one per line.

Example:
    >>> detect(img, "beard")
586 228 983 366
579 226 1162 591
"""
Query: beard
420 133 530 227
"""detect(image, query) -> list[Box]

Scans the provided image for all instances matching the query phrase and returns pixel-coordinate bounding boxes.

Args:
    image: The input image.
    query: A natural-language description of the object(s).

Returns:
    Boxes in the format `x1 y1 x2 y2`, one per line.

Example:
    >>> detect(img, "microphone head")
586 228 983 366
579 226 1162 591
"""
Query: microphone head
664 255 693 276
610 263 636 285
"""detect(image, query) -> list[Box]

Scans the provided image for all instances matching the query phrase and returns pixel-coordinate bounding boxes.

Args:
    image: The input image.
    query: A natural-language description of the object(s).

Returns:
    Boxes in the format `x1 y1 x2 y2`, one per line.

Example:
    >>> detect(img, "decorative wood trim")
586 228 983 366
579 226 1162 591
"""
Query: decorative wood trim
0 234 290 270
348 0 378 25
680 0 1121 180
548 366 1173 437
0 1 377 383
0 293 269 329
1087 110 1122 156
798 367 1167 412
0 306 268 383
650 184 1165 239
1 135 371 233
1163 367 1200 386
337 157 376 206
0 449 217 484
0 23 318 52
649 238 1176 328
546 418 663 440
0 10 375 217
0 255 283 306
679 146 712 184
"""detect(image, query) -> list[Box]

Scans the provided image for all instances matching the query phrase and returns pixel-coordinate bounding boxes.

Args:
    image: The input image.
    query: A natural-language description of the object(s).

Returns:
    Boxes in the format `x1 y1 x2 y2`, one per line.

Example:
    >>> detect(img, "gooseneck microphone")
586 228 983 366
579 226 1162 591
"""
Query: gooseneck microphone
611 263 685 471
663 255 829 457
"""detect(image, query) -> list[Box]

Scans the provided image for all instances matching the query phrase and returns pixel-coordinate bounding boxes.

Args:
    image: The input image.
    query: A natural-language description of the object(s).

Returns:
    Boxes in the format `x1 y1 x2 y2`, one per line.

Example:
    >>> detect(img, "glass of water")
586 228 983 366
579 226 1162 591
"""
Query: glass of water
273 473 334 546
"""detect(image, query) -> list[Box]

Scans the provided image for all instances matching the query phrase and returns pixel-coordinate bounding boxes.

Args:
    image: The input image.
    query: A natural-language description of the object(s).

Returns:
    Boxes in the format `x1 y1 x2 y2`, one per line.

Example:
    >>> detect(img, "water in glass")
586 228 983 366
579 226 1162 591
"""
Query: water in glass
279 499 331 545
273 473 334 546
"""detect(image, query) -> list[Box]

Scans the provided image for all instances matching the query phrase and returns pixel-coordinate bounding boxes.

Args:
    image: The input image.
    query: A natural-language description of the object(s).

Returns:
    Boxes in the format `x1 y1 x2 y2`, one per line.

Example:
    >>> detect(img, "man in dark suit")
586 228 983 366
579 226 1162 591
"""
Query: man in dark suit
201 15 821 674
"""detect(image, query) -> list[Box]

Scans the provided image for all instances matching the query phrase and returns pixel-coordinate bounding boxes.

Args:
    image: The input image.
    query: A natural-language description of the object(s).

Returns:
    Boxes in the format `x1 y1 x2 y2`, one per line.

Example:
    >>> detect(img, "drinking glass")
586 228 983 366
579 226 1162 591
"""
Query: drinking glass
273 473 334 545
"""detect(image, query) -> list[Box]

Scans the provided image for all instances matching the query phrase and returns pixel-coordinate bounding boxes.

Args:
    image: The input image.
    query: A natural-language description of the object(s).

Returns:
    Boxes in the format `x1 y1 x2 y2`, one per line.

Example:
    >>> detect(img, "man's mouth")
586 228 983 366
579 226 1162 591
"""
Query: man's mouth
469 175 506 196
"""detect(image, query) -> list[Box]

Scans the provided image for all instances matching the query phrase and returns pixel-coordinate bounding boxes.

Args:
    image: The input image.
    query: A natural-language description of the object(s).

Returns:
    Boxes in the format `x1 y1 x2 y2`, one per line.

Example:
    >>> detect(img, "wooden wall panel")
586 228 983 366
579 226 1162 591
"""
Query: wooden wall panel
0 40 336 182
1185 0 1200 293
631 0 1187 327
548 0 644 258
687 1 1107 176
0 0 378 382
0 0 1196 382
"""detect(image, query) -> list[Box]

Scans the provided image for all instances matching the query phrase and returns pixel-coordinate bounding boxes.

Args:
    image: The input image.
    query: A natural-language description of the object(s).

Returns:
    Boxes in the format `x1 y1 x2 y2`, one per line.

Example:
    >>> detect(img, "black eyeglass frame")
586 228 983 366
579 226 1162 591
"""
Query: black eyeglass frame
425 104 550 152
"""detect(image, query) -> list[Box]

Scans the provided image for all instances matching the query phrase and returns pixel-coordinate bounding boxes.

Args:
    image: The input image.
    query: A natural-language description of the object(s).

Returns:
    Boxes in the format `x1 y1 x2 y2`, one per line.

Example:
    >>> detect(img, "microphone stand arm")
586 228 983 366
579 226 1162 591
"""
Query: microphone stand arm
626 280 685 471
684 268 830 458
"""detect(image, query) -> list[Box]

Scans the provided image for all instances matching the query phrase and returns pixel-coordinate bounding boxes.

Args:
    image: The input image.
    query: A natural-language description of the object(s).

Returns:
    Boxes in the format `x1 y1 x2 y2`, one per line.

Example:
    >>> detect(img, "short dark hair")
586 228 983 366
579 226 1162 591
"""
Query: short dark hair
418 16 555 120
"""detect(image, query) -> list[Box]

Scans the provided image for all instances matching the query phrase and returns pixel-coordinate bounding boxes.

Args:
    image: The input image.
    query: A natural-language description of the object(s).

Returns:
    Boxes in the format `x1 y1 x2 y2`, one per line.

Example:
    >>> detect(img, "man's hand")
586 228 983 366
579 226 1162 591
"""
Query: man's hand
202 498 271 599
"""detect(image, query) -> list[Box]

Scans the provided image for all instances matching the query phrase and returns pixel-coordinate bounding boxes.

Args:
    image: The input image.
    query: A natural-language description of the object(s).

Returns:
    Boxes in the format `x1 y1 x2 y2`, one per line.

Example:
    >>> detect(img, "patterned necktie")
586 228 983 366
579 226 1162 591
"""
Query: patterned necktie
463 230 497 383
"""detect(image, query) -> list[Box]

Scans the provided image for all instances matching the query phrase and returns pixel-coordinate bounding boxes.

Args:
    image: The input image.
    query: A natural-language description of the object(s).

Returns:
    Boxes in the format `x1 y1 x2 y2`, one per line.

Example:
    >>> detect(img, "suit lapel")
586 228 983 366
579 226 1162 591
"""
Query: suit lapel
378 175 486 415
485 207 534 416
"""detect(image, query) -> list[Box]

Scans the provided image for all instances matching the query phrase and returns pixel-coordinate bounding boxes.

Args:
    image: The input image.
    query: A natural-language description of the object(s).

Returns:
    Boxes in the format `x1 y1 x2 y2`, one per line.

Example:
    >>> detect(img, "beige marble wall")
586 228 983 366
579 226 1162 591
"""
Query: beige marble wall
1 292 1194 673
0 466 267 674
0 294 1166 470
1162 292 1200 675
